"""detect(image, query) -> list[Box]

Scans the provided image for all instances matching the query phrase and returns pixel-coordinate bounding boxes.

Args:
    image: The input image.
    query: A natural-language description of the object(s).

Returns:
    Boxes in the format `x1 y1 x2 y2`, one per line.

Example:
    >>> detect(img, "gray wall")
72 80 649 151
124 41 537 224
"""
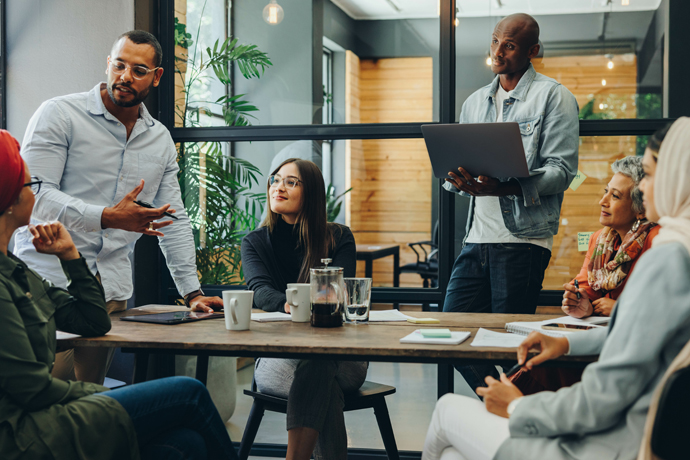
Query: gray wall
232 0 315 194
6 0 135 142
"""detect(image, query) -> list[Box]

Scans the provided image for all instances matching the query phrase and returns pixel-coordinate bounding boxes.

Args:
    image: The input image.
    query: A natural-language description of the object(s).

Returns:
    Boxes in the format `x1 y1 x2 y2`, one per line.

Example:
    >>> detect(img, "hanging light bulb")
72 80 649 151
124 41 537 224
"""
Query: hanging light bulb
454 17 459 27
263 0 284 25
601 78 607 86
621 0 630 5
605 53 614 70
599 103 605 110
486 52 492 66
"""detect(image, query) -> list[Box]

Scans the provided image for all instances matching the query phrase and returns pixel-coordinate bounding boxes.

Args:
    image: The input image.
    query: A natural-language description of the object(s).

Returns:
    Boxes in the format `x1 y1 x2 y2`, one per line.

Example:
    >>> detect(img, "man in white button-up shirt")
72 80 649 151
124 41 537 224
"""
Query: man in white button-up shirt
14 30 222 384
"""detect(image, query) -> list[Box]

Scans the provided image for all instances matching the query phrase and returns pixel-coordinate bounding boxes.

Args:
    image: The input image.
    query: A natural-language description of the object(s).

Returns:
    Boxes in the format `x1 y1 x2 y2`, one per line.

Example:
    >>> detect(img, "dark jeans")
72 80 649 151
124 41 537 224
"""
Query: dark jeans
104 376 237 460
443 243 551 391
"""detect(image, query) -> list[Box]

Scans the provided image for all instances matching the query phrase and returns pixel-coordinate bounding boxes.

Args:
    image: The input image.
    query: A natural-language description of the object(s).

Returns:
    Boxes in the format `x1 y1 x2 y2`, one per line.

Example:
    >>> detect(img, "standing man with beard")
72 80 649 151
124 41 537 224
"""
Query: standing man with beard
14 31 223 384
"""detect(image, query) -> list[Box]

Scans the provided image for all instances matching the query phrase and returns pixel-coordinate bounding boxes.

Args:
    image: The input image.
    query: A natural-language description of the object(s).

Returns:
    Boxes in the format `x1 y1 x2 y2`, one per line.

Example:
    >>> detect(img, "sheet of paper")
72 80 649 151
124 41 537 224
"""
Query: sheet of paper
369 310 415 322
578 232 595 251
251 312 291 322
569 170 587 191
56 331 81 340
549 315 609 326
470 328 525 348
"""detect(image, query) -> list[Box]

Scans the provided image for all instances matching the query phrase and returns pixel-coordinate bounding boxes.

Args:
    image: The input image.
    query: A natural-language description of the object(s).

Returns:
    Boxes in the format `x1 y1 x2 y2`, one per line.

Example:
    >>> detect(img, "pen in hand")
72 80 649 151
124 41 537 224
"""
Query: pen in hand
133 200 179 220
574 279 581 300
504 362 524 378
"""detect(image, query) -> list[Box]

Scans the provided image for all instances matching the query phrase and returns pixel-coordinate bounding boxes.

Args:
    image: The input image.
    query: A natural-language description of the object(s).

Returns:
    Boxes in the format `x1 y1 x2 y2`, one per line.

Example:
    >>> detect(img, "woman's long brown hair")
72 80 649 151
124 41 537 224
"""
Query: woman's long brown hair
261 158 339 282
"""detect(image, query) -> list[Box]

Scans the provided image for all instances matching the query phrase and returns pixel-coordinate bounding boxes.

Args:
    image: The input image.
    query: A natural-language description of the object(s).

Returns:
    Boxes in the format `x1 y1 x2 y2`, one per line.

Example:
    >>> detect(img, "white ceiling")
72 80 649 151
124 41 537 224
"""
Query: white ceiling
330 0 662 20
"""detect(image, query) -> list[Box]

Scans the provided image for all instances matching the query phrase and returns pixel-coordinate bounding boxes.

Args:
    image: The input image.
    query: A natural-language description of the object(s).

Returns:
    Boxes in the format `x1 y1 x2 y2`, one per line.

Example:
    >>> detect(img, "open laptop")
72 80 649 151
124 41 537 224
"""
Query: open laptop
421 123 530 179
120 311 224 325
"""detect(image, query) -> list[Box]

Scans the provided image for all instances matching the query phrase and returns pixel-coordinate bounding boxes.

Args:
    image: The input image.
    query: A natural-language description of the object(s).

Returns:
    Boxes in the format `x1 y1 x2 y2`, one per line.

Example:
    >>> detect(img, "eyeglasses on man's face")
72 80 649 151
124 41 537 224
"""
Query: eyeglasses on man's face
269 175 302 189
108 57 160 80
24 176 42 195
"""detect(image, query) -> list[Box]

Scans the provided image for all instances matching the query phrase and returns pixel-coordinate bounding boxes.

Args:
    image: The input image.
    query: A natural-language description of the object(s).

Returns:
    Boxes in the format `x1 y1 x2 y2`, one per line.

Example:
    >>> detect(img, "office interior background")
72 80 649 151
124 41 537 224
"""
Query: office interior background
3 0 687 456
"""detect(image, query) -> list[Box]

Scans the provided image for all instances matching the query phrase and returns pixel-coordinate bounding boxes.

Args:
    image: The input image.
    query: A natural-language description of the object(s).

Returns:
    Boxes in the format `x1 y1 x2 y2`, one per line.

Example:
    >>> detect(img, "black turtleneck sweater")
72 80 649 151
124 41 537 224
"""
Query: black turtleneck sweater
241 220 356 312
269 218 303 284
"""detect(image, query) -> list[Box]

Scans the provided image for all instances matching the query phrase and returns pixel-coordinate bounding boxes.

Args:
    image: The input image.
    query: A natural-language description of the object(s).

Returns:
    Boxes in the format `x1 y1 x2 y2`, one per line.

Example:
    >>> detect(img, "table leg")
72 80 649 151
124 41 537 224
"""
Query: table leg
133 351 150 384
437 363 454 398
195 355 210 386
365 259 373 279
393 250 400 309
393 250 400 288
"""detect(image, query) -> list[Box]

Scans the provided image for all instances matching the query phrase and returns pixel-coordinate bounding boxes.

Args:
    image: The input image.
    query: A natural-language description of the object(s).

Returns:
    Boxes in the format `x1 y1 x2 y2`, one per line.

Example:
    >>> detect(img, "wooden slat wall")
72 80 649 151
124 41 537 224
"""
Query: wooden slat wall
346 56 434 287
533 55 639 289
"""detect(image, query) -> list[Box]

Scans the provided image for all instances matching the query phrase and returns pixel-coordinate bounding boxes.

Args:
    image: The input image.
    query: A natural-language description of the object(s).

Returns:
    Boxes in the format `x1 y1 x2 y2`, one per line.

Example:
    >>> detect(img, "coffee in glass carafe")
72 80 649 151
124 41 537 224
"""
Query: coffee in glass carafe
309 258 345 328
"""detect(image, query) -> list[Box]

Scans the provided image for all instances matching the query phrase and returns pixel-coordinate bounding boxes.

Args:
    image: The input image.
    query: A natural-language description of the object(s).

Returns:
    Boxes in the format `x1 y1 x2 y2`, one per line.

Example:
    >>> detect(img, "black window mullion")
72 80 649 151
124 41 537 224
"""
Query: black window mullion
159 0 175 129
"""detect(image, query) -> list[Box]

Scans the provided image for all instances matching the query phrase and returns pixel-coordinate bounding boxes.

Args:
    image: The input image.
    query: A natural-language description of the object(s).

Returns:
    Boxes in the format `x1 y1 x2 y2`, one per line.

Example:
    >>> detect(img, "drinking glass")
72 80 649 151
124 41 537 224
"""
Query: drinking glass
344 278 372 324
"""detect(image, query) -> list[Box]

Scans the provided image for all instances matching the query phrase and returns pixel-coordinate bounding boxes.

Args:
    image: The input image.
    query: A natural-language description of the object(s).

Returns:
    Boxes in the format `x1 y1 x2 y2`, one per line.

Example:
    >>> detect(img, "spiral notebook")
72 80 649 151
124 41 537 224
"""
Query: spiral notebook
505 317 607 338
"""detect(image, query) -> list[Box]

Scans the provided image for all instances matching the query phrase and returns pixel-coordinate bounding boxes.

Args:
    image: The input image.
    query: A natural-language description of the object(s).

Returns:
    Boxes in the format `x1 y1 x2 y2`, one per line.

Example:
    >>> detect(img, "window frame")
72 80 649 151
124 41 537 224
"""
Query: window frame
156 0 677 307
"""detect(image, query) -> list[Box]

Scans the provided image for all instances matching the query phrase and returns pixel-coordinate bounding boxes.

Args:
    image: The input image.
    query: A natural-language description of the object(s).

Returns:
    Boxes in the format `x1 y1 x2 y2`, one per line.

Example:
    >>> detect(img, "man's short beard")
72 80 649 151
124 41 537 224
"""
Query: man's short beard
107 83 150 108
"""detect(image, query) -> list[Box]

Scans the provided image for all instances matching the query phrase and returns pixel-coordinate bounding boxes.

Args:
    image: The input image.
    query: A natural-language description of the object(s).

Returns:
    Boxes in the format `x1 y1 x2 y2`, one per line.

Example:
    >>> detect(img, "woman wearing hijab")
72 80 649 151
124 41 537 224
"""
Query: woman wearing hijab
422 119 690 460
0 130 237 460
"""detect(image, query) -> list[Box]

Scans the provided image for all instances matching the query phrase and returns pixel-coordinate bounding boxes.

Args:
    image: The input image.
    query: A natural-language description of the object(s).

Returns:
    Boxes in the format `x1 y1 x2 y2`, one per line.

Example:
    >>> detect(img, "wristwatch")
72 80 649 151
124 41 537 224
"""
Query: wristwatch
183 289 205 308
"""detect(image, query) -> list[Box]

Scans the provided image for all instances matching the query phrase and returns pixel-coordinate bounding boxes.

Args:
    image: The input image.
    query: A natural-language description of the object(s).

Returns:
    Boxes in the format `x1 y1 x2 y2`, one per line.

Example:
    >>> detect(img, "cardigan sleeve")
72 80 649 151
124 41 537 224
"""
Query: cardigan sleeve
241 232 286 312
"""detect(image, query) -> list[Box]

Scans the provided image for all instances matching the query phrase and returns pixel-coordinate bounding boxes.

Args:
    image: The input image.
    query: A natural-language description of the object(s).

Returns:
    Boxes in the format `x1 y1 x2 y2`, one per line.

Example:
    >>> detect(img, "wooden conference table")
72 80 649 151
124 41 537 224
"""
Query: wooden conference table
57 306 596 396
58 307 597 459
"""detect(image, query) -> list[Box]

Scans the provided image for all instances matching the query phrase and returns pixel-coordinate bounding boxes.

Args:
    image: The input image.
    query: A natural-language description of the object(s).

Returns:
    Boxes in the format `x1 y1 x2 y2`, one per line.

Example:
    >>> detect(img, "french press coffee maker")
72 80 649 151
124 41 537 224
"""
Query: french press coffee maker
309 258 345 328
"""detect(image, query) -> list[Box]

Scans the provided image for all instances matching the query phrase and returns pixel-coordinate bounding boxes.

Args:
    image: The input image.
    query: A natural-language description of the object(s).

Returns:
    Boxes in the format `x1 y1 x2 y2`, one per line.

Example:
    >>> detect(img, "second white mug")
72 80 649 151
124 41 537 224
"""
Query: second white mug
286 283 311 322
222 290 254 331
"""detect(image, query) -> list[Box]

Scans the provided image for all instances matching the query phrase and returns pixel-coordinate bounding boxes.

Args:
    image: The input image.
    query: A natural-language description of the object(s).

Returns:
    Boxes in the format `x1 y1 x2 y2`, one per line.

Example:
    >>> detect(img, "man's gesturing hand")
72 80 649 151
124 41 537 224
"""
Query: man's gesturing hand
101 180 175 236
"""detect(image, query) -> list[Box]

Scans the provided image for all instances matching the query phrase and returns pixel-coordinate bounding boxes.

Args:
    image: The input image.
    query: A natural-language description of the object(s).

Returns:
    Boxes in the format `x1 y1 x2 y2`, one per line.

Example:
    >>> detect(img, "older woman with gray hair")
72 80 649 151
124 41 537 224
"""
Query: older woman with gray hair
509 155 662 395
563 155 660 319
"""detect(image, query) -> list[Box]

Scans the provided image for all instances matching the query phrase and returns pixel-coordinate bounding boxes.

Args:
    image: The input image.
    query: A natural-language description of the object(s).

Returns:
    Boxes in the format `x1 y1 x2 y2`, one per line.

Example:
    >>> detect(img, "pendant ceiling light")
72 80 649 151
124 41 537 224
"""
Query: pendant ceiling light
263 0 284 25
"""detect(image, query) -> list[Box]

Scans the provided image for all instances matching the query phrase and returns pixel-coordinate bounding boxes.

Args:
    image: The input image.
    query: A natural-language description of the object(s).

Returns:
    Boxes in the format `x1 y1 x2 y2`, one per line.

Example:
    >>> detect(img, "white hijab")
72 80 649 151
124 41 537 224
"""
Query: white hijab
652 117 690 254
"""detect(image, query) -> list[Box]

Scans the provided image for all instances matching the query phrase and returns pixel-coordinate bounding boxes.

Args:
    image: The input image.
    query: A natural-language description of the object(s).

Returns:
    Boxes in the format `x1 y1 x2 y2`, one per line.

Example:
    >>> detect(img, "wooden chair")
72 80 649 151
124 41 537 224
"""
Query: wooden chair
238 380 400 460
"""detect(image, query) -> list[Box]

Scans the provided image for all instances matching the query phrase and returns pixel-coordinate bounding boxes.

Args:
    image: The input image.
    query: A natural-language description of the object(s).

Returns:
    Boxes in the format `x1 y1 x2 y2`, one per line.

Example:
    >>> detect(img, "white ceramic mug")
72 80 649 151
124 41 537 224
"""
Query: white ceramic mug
286 283 311 322
222 290 254 331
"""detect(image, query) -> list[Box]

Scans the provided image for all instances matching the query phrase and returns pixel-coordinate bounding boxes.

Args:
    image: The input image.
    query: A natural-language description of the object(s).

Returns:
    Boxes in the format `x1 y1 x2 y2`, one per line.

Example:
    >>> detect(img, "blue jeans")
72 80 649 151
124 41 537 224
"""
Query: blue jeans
443 243 551 391
103 376 237 460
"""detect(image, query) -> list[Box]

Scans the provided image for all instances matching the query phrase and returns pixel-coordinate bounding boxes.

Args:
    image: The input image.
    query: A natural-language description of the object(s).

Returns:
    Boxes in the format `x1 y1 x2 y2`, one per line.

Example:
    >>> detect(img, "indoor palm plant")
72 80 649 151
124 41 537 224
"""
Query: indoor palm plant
175 6 272 285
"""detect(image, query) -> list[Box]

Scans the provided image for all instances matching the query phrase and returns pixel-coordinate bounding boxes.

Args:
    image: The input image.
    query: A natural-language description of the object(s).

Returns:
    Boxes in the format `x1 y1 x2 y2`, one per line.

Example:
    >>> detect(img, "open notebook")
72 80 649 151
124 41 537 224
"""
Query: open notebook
505 316 608 338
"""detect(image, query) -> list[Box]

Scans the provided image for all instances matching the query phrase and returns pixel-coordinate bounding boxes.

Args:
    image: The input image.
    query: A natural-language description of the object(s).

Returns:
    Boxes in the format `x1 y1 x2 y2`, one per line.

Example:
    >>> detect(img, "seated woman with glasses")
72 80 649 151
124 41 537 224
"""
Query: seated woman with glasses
422 120 690 460
241 158 365 460
0 130 237 460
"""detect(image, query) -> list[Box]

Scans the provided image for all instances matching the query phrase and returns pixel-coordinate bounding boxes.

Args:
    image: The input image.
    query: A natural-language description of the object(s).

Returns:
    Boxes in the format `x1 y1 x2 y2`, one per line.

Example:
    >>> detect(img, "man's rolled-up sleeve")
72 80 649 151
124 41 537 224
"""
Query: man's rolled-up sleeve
153 139 201 297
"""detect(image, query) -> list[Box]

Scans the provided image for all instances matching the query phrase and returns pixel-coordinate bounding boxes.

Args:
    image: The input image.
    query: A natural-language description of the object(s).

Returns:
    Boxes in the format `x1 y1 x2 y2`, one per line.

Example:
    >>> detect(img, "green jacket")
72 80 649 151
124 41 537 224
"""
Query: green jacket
0 251 139 460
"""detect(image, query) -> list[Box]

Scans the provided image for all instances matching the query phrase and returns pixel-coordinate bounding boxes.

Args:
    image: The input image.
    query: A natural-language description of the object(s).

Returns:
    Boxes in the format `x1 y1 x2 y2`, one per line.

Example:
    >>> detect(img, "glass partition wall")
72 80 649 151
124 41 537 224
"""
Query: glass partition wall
156 0 673 308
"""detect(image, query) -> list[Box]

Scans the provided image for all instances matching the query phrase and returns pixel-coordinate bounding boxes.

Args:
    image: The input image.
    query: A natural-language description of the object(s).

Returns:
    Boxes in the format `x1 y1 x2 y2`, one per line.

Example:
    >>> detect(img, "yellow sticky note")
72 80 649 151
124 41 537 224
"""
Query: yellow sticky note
569 170 587 191
578 232 594 252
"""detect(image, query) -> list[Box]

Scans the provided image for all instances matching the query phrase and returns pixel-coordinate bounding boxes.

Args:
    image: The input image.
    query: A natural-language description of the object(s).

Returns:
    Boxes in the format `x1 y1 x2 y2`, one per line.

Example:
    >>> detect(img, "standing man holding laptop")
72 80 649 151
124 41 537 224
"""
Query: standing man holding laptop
442 14 579 391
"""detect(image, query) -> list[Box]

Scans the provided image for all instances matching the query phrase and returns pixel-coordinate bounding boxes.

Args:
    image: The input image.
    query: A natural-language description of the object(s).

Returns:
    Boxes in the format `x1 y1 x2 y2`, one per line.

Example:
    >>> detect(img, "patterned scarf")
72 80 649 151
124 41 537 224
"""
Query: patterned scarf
587 221 657 293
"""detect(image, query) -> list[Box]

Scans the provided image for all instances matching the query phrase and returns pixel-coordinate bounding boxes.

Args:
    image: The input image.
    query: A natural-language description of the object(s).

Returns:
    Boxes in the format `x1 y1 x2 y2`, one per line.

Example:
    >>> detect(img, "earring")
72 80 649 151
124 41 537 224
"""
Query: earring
632 219 641 232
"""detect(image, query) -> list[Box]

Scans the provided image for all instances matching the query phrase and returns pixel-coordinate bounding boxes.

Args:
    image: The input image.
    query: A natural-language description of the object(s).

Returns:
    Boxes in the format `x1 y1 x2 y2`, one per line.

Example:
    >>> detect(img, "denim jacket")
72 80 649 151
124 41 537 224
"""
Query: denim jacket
444 64 579 239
